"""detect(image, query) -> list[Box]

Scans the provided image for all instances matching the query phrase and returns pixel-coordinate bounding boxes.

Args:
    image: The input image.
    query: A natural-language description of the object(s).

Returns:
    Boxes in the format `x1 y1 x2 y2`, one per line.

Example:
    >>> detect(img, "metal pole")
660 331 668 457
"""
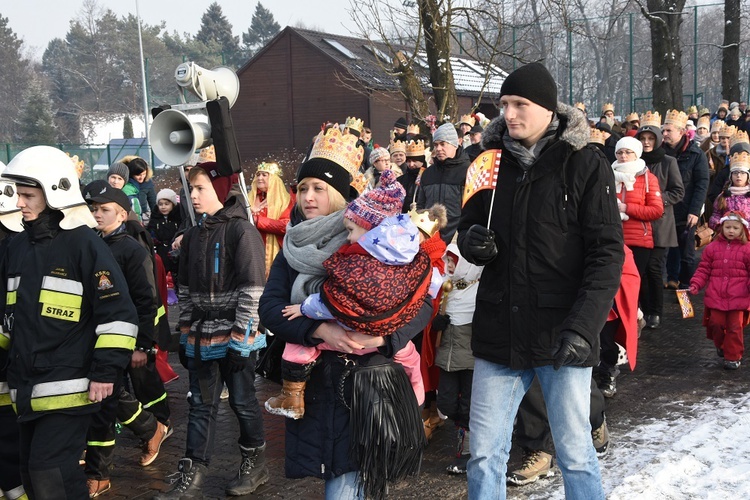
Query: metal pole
629 13 633 112
694 6 698 106
568 28 573 105
136 0 150 142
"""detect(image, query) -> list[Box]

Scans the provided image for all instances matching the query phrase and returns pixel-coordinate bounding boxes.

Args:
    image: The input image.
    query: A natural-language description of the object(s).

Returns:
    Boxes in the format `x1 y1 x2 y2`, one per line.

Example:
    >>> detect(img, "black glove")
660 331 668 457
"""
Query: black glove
178 344 189 369
432 313 450 332
465 224 498 262
552 330 591 370
224 348 250 374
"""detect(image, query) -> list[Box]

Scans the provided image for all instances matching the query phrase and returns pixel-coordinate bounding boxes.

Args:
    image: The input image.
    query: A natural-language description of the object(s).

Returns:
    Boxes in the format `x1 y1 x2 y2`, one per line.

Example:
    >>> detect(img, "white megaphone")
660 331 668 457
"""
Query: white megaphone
150 103 211 166
175 62 240 107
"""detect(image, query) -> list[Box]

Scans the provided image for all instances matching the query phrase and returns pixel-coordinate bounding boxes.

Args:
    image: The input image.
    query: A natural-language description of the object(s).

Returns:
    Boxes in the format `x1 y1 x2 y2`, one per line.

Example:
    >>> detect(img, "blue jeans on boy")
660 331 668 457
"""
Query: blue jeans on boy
467 359 604 500
185 355 265 465
325 471 363 499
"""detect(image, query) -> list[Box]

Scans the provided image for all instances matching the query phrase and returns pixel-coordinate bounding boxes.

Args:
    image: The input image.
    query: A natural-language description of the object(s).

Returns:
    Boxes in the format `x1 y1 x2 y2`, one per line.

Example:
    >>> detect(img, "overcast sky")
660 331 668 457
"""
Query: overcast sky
3 0 361 59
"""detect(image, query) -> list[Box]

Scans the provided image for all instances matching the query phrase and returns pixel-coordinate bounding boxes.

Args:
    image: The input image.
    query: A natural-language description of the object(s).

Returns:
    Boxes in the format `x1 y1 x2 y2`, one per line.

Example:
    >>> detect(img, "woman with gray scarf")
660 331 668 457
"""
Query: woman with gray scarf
258 127 432 500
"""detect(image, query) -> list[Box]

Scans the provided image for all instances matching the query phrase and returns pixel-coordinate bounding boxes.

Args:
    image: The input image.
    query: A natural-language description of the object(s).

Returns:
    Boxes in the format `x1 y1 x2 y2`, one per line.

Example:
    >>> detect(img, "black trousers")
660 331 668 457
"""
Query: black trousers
0 405 24 498
642 247 667 316
514 376 605 455
19 413 90 500
437 368 473 429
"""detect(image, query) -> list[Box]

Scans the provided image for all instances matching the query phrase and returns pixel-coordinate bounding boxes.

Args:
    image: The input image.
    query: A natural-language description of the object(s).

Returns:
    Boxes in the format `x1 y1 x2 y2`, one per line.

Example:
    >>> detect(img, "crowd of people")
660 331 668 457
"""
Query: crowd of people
0 61 747 500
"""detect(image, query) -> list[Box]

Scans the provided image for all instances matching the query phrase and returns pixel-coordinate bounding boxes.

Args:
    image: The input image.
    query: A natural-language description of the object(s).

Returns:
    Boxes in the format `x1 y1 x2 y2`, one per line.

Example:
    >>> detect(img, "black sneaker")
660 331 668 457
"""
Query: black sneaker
724 359 741 370
598 375 617 398
717 347 725 358
446 454 470 474
645 315 660 329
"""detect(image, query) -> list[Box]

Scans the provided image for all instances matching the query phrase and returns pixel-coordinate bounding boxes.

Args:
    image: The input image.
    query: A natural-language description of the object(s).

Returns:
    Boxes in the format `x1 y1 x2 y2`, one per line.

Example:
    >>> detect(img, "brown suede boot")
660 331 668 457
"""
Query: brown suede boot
422 401 444 442
265 380 306 419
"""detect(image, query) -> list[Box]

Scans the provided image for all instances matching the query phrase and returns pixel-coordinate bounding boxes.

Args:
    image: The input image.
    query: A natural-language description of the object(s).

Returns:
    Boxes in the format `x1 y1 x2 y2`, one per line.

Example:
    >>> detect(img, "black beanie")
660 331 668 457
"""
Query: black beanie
500 62 557 111
394 117 408 129
296 158 354 201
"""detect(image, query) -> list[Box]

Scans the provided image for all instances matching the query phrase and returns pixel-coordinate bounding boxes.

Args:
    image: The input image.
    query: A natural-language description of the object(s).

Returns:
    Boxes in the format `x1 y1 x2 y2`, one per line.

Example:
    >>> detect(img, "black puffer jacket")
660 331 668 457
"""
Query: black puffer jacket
458 104 624 369
663 135 710 224
416 147 471 243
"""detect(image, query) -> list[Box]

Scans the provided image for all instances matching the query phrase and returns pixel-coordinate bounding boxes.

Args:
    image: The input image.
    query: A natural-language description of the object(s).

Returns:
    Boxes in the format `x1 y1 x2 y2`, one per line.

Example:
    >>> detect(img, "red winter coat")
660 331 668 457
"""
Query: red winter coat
619 171 664 248
690 235 750 311
606 245 640 370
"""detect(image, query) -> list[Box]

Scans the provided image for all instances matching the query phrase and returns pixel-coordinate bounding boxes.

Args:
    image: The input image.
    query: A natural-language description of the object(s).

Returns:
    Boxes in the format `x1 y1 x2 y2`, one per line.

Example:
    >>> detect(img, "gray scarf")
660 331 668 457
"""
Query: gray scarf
503 116 560 168
283 210 348 303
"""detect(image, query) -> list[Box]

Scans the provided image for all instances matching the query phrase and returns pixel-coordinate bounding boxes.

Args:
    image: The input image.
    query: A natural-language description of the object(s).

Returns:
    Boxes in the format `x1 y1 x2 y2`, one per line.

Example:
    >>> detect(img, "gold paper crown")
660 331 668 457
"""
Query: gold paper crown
730 151 750 170
67 152 84 172
719 124 738 138
640 111 661 128
699 107 711 116
710 120 726 134
696 116 711 130
198 145 216 163
256 162 282 177
389 139 406 154
459 114 476 127
731 130 749 148
344 116 364 135
589 128 605 146
664 109 688 129
574 102 586 112
308 126 363 180
405 139 426 157
406 124 420 135
350 172 368 195
687 105 698 114
408 208 439 236
602 103 615 113
625 112 640 123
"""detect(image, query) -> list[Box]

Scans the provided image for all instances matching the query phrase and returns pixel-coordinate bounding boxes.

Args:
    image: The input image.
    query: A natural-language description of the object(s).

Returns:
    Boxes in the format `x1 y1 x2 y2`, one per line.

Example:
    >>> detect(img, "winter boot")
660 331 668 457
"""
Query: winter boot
592 418 610 456
422 400 445 442
264 360 314 419
153 458 207 499
225 444 270 496
446 427 471 474
598 373 617 398
265 380 306 419
507 450 554 485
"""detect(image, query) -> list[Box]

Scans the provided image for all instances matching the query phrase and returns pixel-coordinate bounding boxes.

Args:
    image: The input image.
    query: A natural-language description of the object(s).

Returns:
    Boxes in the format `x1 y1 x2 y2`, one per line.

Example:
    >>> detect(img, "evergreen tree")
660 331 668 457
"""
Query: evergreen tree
0 15 31 142
196 2 241 67
123 115 134 138
19 78 58 144
242 3 281 58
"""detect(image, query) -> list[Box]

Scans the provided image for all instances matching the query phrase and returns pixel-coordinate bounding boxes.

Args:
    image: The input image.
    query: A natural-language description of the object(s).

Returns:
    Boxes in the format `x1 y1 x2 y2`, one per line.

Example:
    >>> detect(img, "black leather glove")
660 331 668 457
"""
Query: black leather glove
224 348 250 374
465 224 498 262
432 314 450 332
552 330 591 370
178 344 189 369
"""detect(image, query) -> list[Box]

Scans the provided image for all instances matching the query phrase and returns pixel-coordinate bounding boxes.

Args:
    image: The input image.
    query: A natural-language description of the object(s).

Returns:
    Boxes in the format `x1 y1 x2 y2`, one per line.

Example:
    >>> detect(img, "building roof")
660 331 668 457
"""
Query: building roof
245 26 506 98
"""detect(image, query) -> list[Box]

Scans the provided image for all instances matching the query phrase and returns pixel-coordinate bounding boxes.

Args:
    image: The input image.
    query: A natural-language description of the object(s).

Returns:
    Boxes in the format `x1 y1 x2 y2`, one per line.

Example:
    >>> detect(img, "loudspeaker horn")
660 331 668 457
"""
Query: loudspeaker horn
150 107 211 166
175 62 241 107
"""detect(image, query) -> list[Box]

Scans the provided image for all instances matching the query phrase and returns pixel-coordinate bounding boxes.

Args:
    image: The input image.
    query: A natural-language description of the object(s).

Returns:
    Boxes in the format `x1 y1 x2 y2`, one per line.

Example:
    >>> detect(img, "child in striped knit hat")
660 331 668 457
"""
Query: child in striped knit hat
267 170 433 420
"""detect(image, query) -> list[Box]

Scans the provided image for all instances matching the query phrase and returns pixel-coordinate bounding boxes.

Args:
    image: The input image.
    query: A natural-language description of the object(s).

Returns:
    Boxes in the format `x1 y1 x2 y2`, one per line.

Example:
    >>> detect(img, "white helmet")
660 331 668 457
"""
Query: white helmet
3 146 95 230
0 161 23 233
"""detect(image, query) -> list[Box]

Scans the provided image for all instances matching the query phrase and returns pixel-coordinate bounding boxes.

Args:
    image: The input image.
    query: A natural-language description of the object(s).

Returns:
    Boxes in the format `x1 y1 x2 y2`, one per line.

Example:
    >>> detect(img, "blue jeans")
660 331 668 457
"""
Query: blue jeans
325 471 362 499
185 355 265 466
467 359 604 500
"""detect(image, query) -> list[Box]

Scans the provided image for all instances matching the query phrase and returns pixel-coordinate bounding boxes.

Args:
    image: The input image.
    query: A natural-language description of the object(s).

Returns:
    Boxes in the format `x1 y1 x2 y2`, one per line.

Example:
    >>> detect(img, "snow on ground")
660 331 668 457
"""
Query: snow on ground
513 392 750 499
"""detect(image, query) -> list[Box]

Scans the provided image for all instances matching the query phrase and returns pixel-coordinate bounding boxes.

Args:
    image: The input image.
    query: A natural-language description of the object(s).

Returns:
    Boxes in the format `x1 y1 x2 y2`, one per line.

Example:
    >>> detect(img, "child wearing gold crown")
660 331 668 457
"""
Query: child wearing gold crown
268 170 433 421
709 150 750 229
689 210 750 369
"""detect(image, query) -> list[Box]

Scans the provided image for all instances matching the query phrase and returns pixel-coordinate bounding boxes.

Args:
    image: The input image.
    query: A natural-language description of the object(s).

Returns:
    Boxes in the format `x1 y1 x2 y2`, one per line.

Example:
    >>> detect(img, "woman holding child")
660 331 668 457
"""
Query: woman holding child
258 127 433 499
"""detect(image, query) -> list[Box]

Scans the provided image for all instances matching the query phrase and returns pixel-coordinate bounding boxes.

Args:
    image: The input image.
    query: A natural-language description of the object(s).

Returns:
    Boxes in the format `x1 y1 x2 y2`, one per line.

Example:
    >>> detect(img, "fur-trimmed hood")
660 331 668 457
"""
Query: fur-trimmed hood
481 102 591 153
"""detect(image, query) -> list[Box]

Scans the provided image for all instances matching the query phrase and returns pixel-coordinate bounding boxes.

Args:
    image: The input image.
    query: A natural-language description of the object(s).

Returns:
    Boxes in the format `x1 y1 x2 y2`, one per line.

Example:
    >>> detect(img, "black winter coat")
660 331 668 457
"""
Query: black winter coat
663 136 710 223
416 148 471 243
104 227 158 350
258 242 432 480
458 104 624 369
148 209 183 274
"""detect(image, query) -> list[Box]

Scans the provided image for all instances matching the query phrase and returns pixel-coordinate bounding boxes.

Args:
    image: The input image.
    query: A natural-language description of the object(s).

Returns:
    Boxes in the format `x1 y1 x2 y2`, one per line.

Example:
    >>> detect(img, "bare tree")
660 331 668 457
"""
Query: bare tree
722 0 740 102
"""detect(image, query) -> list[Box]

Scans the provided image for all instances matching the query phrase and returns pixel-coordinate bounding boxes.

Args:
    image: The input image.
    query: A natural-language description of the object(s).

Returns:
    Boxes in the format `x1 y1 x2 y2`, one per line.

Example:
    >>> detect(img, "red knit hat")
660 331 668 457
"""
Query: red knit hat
344 170 405 230
198 162 239 203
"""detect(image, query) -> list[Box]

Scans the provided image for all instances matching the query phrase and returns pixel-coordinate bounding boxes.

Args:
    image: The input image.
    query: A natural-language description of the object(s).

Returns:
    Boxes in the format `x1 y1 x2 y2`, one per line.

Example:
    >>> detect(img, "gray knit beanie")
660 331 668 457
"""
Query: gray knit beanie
433 123 459 148
107 162 130 182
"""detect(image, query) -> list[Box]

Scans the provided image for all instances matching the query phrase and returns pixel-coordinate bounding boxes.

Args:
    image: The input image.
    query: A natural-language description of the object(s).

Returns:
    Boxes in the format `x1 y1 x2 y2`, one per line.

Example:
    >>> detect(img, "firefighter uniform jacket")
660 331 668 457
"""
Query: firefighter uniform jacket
1 212 138 422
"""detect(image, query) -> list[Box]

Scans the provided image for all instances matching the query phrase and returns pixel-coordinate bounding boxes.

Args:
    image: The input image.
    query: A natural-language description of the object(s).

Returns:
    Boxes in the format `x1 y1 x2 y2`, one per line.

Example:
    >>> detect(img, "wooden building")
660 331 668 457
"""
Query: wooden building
232 26 506 164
